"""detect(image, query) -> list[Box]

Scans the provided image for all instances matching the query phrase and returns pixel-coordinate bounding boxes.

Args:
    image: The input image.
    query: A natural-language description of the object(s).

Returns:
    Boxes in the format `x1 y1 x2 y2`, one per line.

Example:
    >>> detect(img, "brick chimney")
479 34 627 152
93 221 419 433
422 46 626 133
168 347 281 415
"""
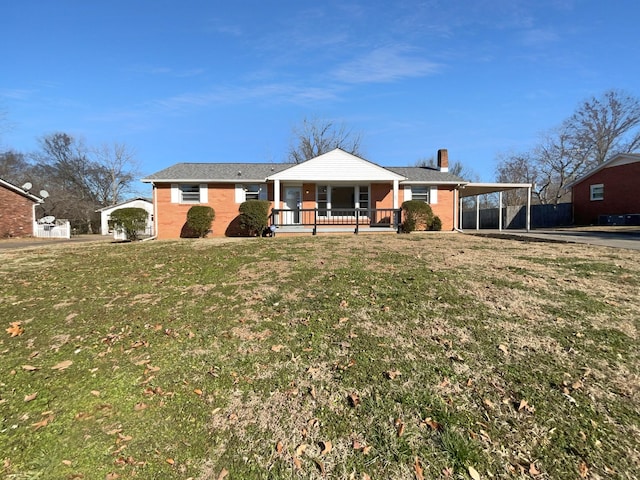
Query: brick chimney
437 149 449 172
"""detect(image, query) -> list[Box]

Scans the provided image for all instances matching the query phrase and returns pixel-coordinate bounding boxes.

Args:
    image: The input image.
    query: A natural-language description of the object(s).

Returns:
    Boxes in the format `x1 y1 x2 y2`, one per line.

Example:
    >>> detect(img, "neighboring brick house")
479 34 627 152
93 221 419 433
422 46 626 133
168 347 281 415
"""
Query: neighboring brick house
142 148 467 239
0 178 43 238
568 153 640 225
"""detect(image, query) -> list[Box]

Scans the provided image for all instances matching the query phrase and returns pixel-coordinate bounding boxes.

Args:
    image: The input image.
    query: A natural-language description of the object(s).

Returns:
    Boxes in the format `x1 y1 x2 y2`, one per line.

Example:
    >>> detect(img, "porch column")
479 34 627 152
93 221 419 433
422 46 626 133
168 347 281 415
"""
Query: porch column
453 188 458 230
526 185 531 231
498 191 503 231
392 180 399 209
274 179 280 210
475 196 480 230
459 194 463 230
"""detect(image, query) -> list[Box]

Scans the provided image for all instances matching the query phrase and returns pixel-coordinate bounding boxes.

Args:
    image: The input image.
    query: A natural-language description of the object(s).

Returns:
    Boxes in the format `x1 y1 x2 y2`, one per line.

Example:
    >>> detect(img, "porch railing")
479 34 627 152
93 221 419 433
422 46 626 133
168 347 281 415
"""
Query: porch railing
270 208 402 235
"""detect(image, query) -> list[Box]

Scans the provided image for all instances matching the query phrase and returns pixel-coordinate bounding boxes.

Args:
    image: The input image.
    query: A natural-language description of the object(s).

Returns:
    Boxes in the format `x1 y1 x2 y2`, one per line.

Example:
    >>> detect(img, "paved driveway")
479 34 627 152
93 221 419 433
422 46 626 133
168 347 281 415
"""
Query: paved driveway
469 227 640 251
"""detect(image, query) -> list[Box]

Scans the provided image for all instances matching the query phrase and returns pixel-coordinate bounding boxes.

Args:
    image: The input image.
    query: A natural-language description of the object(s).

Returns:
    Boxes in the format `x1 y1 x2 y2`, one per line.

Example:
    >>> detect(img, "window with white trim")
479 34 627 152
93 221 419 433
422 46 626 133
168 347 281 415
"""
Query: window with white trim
411 185 430 202
180 184 201 203
590 184 604 201
235 183 267 203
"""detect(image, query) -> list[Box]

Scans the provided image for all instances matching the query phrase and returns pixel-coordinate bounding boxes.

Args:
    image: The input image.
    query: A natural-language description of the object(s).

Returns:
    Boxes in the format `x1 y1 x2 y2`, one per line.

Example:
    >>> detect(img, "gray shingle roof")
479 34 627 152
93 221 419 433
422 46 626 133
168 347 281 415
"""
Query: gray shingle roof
142 163 466 184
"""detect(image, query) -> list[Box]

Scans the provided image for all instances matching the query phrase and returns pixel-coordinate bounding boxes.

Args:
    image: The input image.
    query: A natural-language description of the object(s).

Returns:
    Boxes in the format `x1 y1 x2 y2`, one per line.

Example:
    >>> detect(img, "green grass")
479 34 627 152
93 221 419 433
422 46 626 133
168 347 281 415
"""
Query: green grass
1 234 639 479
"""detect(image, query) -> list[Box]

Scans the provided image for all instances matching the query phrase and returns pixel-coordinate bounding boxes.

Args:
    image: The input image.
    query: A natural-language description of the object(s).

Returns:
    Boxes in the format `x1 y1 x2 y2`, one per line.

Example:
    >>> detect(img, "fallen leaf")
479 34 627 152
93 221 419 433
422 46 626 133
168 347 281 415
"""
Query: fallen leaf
32 413 54 430
134 402 148 411
22 365 39 371
319 440 332 455
483 398 495 410
421 417 440 431
362 445 372 455
105 473 120 480
313 458 325 475
414 457 424 480
310 385 317 400
51 360 73 371
6 322 24 337
193 388 203 396
529 463 541 476
395 418 405 437
468 466 481 480
293 456 302 471
62 460 72 466
442 467 454 477
385 369 401 379
348 392 360 407
295 444 308 457
578 461 588 478
271 344 284 352
498 344 509 355
276 441 284 454
362 474 371 480
90 390 101 397
217 468 229 480
166 458 175 465
24 392 38 402
340 300 348 308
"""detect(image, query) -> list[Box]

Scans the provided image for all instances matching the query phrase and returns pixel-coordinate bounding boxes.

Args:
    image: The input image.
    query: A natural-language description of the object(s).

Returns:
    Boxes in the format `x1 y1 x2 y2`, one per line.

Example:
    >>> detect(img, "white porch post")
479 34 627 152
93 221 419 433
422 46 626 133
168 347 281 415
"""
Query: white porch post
392 180 399 209
274 180 280 209
453 188 458 230
526 185 531 231
498 191 503 231
459 193 463 230
475 196 480 230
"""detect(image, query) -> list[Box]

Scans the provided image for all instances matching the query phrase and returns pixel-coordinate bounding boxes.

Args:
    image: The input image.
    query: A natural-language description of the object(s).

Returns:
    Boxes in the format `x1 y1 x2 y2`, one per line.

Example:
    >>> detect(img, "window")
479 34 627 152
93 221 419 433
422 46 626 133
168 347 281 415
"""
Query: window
180 184 201 203
243 184 262 201
358 186 369 212
317 185 328 216
590 184 604 201
411 185 430 202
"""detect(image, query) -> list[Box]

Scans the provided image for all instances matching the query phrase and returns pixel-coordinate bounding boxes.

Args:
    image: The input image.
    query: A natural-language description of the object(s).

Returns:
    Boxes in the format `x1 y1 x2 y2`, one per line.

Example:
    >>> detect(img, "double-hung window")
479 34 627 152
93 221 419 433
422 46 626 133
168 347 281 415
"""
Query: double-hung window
411 185 430 202
180 184 201 203
590 184 604 201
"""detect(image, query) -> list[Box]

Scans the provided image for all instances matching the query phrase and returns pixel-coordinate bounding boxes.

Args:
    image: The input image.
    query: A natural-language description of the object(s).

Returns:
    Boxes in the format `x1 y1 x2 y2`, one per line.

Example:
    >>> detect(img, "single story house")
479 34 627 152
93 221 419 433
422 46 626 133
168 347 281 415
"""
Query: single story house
142 149 472 239
568 153 640 225
96 198 154 236
0 177 43 238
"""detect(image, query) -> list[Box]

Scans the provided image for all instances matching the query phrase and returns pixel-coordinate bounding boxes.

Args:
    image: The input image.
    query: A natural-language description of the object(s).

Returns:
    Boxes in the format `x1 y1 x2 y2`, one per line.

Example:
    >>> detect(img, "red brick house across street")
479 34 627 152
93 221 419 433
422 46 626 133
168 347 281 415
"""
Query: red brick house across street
568 153 640 225
142 149 532 239
0 177 43 238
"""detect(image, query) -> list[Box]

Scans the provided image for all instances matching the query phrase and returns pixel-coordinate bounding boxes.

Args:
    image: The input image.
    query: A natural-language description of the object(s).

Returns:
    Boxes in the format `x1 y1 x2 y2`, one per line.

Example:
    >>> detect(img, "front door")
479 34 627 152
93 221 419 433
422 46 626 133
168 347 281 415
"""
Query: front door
283 186 302 224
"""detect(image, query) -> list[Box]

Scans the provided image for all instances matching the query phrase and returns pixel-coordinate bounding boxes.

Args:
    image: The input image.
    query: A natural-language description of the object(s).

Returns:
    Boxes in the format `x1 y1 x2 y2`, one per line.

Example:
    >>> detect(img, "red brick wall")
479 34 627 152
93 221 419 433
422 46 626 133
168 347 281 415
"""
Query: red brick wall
398 186 457 230
573 162 640 225
0 186 35 238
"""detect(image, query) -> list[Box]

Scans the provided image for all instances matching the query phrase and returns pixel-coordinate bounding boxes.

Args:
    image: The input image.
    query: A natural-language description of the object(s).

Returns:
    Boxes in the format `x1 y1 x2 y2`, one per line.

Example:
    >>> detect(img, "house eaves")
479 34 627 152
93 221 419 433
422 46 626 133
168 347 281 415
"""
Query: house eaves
0 177 43 203
565 153 640 189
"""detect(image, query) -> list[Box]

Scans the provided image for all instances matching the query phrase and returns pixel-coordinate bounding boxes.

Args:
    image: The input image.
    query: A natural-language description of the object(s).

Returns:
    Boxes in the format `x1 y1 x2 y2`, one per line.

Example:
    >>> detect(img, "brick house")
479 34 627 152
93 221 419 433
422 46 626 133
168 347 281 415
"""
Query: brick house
0 177 43 238
569 153 640 225
142 148 467 239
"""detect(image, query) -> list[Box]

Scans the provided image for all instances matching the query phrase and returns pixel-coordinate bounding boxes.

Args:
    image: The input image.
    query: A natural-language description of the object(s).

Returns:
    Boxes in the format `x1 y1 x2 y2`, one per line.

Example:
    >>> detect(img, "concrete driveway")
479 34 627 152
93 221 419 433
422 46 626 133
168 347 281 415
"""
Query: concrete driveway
468 227 640 250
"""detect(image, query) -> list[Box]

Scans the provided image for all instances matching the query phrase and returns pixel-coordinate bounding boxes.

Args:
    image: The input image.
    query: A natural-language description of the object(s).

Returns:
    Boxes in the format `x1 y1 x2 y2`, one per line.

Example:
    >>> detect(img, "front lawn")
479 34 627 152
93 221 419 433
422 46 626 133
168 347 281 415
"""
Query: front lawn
1 234 638 479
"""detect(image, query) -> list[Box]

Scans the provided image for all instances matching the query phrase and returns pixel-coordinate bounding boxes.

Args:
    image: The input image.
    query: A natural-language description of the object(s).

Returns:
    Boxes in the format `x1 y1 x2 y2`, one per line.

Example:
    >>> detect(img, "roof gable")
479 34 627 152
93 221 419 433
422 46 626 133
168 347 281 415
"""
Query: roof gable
267 149 406 182
568 153 640 188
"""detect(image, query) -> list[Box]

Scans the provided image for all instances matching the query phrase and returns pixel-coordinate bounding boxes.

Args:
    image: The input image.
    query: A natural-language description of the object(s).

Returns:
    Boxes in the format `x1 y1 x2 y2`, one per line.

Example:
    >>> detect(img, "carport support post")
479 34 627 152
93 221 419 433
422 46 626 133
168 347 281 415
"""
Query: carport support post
498 191 503 231
526 185 531 231
475 196 480 230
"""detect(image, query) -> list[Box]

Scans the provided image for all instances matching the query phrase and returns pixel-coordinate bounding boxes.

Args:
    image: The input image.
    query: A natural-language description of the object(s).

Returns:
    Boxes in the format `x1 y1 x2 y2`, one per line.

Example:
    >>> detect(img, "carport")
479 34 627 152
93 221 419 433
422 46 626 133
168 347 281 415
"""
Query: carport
458 183 533 231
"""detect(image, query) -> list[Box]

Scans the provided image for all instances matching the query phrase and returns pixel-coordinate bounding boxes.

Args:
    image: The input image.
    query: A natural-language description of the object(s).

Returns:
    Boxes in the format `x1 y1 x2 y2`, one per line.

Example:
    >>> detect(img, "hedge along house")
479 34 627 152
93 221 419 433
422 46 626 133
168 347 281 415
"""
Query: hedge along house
567 153 640 226
141 149 467 239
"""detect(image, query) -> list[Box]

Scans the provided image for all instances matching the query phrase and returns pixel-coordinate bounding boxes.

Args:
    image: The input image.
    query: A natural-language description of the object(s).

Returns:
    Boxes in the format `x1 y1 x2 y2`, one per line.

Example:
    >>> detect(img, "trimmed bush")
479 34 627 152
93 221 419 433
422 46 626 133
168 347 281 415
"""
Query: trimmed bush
401 200 435 233
108 207 148 241
239 200 271 236
431 215 443 231
185 206 215 238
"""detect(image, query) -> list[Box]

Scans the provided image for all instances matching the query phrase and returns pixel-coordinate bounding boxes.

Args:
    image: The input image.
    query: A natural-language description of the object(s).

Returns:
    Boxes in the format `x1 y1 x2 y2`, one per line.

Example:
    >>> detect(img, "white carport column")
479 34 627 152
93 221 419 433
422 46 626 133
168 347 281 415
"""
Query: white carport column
475 196 480 230
393 180 399 209
526 185 532 231
498 191 503 231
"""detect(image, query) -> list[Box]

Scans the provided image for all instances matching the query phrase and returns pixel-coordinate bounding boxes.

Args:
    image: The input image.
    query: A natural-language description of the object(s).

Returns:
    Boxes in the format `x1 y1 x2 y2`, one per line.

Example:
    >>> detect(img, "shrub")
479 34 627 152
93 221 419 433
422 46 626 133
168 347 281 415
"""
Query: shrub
431 215 443 231
401 200 434 233
185 206 215 238
108 208 148 241
239 200 271 236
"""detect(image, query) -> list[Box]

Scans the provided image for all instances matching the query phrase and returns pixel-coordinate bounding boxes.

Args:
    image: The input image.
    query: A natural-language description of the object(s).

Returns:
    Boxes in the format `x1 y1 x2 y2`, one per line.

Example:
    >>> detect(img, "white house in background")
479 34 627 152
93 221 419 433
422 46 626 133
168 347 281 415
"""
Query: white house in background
96 198 154 236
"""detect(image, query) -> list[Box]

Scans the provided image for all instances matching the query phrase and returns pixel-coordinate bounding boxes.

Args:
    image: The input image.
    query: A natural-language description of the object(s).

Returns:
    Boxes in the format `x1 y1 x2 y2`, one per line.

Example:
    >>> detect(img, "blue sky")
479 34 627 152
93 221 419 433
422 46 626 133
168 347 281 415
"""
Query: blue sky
2 0 639 190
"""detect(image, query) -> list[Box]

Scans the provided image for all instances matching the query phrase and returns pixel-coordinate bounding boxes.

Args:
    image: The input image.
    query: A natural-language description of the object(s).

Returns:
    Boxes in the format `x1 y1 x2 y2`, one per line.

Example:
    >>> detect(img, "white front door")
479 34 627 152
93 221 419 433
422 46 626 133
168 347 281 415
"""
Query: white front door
283 186 302 224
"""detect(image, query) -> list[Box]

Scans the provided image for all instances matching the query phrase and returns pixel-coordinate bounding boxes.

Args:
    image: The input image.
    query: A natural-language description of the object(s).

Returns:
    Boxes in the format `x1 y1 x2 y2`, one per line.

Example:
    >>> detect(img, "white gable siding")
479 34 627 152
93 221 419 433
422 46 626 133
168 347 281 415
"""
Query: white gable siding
268 149 405 182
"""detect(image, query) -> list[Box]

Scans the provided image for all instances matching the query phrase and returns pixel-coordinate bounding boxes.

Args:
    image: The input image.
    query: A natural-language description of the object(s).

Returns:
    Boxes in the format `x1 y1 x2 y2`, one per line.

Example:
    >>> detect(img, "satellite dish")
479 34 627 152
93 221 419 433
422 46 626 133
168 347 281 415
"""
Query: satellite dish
39 215 56 224
40 190 49 198
22 182 32 191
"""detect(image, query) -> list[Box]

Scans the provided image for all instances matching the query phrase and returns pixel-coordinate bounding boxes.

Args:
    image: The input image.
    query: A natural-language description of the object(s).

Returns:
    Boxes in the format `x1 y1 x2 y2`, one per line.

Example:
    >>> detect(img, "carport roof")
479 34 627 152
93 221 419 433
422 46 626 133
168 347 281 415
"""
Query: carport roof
459 182 532 197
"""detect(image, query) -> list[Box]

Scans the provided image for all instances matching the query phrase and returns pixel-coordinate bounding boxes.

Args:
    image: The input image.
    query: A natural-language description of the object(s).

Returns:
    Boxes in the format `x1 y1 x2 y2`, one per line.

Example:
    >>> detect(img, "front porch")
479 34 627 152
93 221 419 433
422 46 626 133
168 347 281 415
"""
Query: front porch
270 207 402 235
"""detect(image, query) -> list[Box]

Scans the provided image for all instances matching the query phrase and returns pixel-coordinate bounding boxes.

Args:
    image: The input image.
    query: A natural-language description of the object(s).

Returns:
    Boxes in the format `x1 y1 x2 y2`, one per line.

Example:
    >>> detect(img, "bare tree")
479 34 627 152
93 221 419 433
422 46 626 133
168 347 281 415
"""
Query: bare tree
288 117 363 163
91 142 140 205
496 89 640 205
0 150 31 185
495 151 540 205
415 156 479 181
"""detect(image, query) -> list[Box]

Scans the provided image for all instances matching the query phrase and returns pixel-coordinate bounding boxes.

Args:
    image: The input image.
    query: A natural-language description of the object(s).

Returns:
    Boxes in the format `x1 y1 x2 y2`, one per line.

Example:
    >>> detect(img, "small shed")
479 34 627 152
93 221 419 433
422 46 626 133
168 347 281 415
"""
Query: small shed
0 177 43 238
96 198 154 236
568 153 640 225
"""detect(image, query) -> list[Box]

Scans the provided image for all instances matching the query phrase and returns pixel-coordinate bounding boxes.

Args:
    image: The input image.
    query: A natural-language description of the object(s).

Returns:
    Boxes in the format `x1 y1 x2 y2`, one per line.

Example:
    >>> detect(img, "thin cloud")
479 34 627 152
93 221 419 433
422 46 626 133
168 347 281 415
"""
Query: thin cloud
331 46 441 84
520 28 560 47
